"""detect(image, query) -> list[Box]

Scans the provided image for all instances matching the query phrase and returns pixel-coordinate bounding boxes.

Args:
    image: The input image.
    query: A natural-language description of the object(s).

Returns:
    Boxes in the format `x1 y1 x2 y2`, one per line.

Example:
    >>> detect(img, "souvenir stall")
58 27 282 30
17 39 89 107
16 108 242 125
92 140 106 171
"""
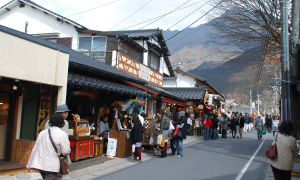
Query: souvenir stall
108 99 145 158
68 115 98 161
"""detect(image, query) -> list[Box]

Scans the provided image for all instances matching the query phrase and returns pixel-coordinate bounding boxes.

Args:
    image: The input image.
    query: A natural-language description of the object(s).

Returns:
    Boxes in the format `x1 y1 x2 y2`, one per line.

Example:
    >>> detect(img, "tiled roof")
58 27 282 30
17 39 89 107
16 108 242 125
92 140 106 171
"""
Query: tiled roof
108 29 160 38
0 0 86 29
0 25 146 84
68 73 149 97
163 87 206 100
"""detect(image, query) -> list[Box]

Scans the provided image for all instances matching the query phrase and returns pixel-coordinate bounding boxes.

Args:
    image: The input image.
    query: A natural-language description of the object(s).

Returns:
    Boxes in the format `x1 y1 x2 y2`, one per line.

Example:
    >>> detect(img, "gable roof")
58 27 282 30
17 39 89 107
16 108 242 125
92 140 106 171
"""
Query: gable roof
0 0 86 29
175 67 225 99
0 25 146 84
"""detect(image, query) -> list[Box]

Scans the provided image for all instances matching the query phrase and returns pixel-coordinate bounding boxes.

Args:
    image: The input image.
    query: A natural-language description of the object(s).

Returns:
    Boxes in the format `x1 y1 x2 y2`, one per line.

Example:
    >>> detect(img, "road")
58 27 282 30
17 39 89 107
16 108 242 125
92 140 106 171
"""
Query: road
93 131 273 180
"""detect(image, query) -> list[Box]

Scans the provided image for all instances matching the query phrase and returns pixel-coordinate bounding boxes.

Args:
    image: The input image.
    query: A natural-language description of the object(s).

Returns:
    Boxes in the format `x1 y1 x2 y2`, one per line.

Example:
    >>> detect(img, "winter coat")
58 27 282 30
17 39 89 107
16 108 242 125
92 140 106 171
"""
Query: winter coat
160 114 170 133
236 117 245 128
132 120 143 144
266 118 272 126
203 119 212 127
270 133 297 171
221 117 228 130
230 118 236 131
175 116 187 140
243 115 249 124
26 127 70 172
151 122 160 145
255 118 264 130
211 118 218 129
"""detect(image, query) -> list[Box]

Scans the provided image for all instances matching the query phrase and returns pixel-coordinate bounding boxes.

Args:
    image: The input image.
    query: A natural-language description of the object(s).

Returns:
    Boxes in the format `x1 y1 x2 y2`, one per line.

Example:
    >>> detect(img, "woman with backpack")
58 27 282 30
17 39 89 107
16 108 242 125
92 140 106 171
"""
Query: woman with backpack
203 115 212 141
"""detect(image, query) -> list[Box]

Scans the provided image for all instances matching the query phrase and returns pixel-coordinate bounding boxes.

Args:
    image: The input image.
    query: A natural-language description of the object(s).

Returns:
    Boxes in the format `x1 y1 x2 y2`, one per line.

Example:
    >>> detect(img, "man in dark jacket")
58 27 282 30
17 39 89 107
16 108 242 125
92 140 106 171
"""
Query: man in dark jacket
266 115 272 133
174 111 187 158
242 114 249 134
236 113 244 139
132 115 143 162
211 114 219 140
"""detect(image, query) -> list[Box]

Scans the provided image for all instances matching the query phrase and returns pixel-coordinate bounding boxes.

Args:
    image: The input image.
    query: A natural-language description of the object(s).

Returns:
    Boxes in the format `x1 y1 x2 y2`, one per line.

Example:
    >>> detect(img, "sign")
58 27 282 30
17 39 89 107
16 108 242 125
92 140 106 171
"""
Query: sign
139 64 151 81
256 101 262 105
122 101 133 111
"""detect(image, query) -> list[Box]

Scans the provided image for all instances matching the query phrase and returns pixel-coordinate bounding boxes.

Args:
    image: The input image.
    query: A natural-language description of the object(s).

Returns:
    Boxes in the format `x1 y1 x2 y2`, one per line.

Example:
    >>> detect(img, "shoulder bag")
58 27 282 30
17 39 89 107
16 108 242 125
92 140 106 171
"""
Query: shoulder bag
48 129 69 175
266 133 278 160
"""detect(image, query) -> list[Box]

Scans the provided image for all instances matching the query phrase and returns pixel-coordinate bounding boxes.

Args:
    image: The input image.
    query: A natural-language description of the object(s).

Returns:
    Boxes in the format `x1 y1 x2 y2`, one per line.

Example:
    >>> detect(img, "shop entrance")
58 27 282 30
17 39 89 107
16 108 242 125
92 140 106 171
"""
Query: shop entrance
0 92 9 160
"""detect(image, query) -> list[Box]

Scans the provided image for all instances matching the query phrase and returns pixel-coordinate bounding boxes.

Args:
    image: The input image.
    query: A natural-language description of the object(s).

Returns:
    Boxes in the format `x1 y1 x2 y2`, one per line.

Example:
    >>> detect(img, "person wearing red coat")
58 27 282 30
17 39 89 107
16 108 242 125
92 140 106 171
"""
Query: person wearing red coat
203 115 212 141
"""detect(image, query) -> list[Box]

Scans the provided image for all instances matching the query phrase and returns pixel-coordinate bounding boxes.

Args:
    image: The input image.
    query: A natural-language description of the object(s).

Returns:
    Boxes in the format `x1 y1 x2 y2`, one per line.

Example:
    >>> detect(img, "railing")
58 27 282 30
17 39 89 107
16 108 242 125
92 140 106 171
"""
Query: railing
79 51 112 64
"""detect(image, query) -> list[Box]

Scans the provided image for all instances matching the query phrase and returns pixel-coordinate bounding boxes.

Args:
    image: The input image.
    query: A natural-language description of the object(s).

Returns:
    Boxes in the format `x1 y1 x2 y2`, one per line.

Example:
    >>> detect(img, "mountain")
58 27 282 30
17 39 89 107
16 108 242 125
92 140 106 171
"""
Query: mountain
163 12 275 104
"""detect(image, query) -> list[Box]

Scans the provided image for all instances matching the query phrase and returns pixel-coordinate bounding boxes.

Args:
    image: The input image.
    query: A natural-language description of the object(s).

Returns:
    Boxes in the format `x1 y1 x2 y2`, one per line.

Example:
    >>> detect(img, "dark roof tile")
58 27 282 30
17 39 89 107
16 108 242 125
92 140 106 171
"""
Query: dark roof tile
163 87 206 100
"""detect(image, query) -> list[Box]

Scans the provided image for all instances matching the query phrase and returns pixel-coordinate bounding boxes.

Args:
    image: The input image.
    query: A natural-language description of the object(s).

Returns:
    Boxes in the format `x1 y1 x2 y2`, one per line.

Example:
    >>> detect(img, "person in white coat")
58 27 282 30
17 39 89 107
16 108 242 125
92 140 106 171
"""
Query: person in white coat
27 113 71 180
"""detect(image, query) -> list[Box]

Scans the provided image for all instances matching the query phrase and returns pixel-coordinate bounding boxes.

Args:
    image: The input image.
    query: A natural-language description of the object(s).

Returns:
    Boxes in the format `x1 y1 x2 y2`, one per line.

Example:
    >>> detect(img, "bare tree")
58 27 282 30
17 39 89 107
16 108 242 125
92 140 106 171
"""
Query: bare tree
210 0 286 46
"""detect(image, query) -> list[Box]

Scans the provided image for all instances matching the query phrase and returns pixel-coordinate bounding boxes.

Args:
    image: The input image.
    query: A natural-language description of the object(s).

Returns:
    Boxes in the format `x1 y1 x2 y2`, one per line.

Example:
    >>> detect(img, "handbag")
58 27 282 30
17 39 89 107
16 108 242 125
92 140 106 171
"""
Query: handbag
266 133 278 160
48 129 69 175
149 136 153 145
160 137 165 147
203 119 207 126
173 127 180 137
157 134 163 145
169 122 175 132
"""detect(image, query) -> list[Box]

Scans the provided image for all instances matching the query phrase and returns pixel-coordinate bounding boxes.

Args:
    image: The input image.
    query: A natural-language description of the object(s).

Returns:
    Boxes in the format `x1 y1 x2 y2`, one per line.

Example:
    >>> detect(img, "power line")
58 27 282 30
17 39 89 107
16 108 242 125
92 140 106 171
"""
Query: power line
120 1 203 30
138 0 192 30
166 0 211 30
108 0 153 31
165 0 223 42
65 0 121 17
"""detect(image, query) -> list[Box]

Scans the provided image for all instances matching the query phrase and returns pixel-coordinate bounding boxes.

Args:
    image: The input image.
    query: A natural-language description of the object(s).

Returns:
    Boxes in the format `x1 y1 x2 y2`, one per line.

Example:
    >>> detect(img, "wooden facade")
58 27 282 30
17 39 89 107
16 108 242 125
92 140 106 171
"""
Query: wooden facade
118 52 163 87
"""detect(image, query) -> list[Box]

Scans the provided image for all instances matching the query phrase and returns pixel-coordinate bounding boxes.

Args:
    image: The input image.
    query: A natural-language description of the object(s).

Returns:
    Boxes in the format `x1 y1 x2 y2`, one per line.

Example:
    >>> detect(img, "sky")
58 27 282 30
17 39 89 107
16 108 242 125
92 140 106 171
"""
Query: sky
0 0 218 31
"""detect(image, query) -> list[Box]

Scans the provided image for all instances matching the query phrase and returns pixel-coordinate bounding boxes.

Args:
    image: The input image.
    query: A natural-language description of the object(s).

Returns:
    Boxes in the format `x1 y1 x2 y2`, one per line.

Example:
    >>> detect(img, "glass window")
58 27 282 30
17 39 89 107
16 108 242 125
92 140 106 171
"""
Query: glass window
93 37 106 51
78 37 106 52
79 37 92 51
149 51 160 71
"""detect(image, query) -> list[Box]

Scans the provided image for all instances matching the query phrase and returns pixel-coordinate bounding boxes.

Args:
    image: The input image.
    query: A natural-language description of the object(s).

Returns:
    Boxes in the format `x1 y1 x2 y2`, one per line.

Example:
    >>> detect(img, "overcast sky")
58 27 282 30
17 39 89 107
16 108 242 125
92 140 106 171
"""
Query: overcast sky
0 0 218 31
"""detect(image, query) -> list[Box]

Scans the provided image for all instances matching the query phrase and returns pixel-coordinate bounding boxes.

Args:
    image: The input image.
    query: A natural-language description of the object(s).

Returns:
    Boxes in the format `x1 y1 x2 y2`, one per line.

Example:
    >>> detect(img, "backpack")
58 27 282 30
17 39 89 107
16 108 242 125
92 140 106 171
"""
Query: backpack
163 116 170 130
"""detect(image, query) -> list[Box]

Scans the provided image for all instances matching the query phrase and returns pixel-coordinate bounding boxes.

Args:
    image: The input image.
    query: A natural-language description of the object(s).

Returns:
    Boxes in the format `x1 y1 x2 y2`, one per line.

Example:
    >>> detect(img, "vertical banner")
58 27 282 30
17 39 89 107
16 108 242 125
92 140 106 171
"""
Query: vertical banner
36 85 52 138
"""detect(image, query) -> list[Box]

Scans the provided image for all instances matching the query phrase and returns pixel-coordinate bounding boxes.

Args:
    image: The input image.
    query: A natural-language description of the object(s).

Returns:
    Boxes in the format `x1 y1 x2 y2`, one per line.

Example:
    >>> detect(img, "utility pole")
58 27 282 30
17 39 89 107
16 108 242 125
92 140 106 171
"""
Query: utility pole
250 90 252 115
257 94 260 114
280 0 288 121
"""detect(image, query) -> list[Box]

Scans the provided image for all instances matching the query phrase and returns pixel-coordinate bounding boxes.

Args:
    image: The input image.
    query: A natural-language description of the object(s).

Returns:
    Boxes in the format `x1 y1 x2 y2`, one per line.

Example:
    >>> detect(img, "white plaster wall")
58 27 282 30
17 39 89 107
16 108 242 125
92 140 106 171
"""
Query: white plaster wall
163 79 177 87
0 31 69 101
163 60 170 76
0 4 79 49
176 73 195 87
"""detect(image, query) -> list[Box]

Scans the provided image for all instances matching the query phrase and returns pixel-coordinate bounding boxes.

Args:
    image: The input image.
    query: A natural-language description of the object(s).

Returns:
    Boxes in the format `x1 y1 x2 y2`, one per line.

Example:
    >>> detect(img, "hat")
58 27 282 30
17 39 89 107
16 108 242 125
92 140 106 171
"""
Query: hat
56 104 70 113
178 111 185 117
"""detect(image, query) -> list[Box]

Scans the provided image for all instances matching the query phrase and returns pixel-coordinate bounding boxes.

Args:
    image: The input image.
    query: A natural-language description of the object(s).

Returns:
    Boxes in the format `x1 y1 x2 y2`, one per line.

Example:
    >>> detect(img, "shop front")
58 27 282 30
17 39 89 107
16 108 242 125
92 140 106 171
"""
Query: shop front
0 25 69 167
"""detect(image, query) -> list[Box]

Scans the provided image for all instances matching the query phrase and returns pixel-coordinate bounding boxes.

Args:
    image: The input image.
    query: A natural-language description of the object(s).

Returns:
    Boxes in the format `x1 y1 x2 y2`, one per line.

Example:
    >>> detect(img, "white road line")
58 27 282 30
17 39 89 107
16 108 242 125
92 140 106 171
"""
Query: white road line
235 134 267 180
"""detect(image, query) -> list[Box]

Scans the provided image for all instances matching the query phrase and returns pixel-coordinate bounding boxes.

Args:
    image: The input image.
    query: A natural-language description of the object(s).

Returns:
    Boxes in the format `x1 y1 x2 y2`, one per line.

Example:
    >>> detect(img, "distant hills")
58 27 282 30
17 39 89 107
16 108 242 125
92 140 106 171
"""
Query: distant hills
163 16 274 104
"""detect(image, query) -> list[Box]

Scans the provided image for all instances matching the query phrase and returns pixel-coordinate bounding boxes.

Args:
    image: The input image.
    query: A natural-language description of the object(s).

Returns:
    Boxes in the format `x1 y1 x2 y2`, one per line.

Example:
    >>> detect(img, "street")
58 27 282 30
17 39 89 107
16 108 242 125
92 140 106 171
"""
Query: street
93 132 273 180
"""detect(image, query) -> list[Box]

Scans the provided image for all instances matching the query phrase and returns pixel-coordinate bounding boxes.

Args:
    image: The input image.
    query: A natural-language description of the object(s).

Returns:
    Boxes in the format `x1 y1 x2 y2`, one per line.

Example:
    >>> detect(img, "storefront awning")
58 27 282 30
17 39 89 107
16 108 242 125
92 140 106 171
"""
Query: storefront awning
162 97 186 107
127 82 159 95
163 87 206 100
68 73 149 97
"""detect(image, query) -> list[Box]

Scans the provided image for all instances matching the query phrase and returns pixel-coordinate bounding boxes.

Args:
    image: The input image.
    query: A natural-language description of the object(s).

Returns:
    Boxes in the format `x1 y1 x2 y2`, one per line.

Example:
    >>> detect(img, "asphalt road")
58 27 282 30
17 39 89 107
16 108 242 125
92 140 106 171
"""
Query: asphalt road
93 131 274 180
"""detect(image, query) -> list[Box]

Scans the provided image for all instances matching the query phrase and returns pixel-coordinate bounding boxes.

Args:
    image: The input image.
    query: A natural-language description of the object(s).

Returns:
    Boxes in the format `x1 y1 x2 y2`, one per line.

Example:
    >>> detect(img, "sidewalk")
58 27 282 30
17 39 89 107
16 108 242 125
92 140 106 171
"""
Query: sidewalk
263 159 300 180
0 136 202 180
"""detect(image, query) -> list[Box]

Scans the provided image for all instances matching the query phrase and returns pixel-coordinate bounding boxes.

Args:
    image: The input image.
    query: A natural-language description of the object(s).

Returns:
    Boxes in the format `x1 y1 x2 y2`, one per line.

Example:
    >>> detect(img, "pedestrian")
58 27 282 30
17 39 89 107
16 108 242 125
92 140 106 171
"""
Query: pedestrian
270 120 297 180
248 114 254 132
174 111 187 157
151 115 161 156
169 114 176 156
266 114 272 133
44 104 70 135
203 115 212 141
230 113 236 138
236 113 244 139
27 113 71 180
160 111 170 158
255 115 264 140
186 114 192 136
131 115 143 162
272 116 280 137
242 113 249 134
211 114 218 140
221 114 228 138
